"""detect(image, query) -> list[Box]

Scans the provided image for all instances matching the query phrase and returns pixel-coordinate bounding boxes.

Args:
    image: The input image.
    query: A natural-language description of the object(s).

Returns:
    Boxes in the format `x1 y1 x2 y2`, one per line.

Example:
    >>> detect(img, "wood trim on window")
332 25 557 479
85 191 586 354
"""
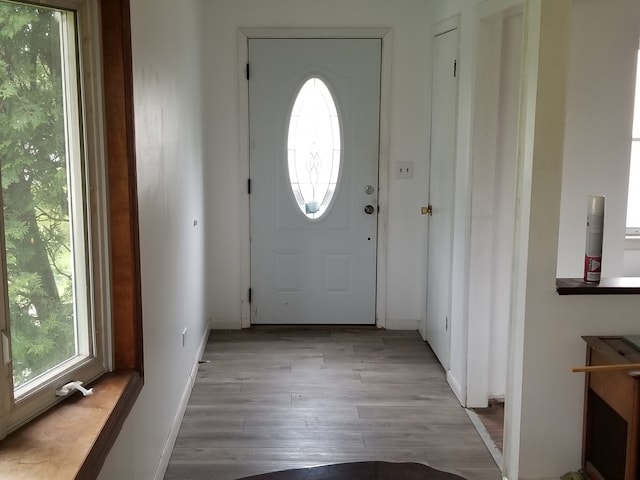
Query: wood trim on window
101 0 144 374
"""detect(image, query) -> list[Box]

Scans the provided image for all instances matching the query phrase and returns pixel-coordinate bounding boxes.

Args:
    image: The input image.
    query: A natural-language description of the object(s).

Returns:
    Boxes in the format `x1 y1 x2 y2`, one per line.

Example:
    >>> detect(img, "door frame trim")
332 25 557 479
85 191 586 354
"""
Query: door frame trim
238 27 392 328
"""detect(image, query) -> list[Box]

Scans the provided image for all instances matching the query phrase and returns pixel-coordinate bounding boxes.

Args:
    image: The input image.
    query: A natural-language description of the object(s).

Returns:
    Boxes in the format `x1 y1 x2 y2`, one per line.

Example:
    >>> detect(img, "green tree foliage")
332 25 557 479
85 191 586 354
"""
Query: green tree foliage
0 2 76 387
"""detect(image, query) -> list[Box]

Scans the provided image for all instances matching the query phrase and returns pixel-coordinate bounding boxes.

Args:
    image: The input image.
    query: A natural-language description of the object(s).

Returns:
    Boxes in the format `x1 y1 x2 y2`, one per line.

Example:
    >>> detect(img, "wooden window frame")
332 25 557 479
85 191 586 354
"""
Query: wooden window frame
0 1 143 478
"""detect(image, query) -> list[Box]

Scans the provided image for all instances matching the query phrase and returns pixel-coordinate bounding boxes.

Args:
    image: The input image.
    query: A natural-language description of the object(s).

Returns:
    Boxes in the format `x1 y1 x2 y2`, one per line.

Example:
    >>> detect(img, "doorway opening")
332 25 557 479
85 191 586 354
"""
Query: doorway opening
466 4 524 468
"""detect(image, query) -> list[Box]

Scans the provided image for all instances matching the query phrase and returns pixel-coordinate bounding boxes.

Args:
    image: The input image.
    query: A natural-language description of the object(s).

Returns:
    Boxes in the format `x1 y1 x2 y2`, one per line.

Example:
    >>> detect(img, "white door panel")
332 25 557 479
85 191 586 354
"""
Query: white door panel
249 39 381 325
426 29 459 368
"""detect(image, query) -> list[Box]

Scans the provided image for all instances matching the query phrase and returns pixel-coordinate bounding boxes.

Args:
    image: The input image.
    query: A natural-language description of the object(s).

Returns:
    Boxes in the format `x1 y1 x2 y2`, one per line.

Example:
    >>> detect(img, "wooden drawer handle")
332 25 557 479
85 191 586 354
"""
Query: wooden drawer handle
571 363 640 373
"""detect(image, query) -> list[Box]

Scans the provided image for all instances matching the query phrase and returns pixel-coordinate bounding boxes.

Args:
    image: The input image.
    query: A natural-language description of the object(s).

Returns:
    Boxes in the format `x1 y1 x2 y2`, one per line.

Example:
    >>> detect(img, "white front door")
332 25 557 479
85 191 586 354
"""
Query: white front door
425 28 459 369
249 38 381 325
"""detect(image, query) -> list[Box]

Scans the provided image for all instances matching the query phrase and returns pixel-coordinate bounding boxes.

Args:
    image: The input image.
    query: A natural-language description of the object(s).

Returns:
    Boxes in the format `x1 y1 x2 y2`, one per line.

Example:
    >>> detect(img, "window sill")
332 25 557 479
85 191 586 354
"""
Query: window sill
625 235 640 250
556 277 640 295
0 370 142 480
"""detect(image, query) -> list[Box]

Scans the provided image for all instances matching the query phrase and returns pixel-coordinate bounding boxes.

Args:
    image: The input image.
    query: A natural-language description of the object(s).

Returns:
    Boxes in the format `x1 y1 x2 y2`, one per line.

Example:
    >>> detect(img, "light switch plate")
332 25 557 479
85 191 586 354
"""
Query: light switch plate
395 161 414 179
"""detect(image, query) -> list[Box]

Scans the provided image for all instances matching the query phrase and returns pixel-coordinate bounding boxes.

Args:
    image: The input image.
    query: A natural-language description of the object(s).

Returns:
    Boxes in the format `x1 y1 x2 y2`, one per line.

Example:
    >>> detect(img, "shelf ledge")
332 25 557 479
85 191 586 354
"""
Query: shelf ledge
556 277 640 295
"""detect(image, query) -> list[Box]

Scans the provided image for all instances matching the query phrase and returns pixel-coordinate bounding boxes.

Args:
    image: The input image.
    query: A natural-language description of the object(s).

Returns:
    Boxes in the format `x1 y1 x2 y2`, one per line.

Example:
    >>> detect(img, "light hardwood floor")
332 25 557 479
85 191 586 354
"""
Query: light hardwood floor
164 328 502 480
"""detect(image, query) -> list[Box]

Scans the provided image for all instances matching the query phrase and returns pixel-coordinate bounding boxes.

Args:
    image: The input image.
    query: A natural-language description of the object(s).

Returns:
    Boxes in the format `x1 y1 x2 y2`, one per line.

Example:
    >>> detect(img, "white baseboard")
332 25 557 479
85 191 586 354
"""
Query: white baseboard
446 370 465 405
153 324 211 480
384 318 419 330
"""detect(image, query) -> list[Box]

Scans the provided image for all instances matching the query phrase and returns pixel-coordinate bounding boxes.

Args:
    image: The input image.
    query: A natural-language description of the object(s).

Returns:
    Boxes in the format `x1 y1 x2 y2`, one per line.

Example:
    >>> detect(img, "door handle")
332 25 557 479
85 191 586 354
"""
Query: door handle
364 205 375 215
421 205 433 216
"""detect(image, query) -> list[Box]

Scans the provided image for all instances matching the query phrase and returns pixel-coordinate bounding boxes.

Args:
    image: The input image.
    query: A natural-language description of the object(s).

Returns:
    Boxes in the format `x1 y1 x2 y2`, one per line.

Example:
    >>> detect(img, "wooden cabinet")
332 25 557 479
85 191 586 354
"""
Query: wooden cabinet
582 336 640 480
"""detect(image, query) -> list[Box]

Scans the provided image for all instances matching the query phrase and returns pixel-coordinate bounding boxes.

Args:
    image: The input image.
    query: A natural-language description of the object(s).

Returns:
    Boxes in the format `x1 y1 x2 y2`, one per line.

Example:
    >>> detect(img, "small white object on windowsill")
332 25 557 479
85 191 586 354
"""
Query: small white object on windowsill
55 381 94 397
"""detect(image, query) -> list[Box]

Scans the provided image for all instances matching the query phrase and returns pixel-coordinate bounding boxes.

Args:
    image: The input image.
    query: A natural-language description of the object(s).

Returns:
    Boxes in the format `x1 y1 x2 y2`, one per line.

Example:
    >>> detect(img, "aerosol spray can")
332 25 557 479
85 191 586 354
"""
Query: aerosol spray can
584 195 605 284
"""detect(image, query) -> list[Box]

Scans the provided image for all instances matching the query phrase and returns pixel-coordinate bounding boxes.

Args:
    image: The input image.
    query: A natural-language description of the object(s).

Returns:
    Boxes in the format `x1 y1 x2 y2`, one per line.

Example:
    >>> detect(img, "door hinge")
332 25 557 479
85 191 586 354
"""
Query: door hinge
453 59 457 78
248 178 251 194
246 63 250 80
248 288 252 303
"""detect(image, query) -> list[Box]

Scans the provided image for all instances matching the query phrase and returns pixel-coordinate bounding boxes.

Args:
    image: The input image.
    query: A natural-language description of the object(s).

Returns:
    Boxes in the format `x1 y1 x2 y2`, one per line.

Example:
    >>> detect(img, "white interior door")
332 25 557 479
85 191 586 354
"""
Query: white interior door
249 38 381 325
426 28 459 369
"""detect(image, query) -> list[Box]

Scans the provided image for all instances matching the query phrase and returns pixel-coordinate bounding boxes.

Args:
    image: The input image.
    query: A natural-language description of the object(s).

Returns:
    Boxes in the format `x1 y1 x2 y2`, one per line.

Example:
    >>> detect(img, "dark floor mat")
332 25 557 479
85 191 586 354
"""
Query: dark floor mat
236 461 467 480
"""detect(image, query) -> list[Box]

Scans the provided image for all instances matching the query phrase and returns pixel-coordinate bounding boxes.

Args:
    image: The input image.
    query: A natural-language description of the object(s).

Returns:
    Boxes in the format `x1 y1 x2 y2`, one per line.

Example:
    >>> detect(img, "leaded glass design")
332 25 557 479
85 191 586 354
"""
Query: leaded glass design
287 77 341 220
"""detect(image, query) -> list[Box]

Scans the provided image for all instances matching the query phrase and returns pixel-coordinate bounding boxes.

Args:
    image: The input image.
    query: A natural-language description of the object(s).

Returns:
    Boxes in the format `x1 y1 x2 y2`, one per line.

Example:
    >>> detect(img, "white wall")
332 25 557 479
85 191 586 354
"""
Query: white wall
556 0 638 278
505 1 640 479
97 0 208 479
202 0 431 329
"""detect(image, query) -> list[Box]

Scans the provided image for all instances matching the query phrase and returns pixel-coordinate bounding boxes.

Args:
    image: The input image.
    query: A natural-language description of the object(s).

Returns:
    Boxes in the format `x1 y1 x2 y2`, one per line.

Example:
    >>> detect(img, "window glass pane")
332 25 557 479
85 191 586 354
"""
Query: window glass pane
629 50 640 233
287 77 341 220
0 2 88 392
627 141 640 230
633 50 640 139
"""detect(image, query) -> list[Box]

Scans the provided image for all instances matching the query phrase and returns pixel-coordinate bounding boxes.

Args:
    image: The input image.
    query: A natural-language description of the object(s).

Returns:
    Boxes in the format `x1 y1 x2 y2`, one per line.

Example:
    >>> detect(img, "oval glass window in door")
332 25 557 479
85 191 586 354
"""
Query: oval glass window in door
287 77 341 220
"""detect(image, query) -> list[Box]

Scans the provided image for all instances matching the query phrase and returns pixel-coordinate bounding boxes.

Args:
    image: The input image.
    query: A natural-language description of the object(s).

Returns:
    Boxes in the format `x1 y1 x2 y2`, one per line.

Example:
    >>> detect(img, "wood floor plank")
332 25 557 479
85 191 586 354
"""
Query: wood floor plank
184 405 361 419
164 329 502 480
362 431 486 449
291 392 462 408
188 391 293 407
239 379 365 394
241 417 481 434
290 362 435 374
322 351 436 365
359 370 446 383
178 416 245 432
173 431 366 448
357 405 469 420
